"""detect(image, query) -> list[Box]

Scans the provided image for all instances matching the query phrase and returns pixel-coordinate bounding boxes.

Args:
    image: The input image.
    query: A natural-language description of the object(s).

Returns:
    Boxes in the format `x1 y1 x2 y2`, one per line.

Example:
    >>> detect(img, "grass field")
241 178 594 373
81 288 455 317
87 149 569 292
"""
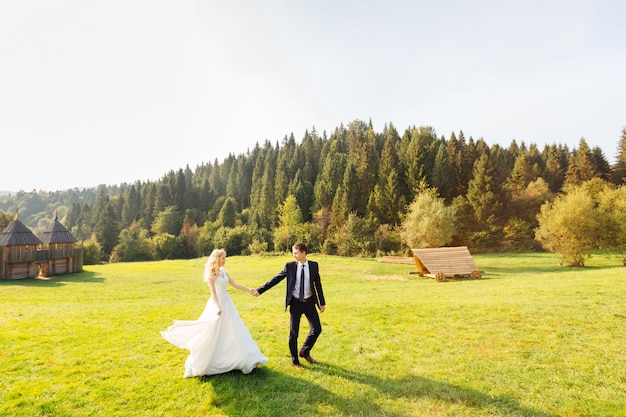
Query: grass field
1 252 625 417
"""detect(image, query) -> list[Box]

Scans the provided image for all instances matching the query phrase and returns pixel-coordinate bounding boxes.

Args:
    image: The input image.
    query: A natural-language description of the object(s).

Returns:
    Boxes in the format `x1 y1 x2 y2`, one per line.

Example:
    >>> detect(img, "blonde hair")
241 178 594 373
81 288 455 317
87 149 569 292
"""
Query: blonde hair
204 249 226 282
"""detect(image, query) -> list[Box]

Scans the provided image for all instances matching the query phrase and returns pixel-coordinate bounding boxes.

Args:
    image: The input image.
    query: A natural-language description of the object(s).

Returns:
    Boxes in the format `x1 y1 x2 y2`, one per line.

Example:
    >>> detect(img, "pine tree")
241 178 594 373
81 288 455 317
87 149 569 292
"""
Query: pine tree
431 142 455 202
541 144 566 192
292 162 315 221
461 136 478 193
197 179 214 219
590 146 612 182
249 143 267 213
446 131 463 197
257 148 277 229
344 122 379 215
174 169 186 213
378 125 409 207
225 159 241 202
378 171 404 225
208 159 225 197
274 134 297 206
403 126 437 197
508 149 541 192
330 183 347 227
95 200 120 257
313 142 347 211
612 128 626 184
121 185 141 227
564 138 598 187
467 153 503 229
218 198 237 228
66 202 82 230
288 170 307 220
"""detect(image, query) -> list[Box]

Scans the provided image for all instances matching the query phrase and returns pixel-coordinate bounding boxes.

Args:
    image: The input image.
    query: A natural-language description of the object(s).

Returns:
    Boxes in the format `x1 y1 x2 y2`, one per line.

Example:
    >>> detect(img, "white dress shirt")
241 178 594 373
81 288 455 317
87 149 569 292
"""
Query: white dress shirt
293 261 311 299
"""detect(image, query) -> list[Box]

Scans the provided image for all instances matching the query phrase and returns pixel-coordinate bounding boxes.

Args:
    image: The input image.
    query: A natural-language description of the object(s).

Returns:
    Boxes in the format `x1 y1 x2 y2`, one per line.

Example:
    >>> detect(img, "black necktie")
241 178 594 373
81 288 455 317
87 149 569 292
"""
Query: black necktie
299 265 305 301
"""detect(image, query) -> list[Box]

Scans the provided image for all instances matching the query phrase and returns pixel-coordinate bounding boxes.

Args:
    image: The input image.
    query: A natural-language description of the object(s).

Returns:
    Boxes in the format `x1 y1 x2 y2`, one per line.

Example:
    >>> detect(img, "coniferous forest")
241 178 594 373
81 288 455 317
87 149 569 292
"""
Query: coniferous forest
2 121 626 265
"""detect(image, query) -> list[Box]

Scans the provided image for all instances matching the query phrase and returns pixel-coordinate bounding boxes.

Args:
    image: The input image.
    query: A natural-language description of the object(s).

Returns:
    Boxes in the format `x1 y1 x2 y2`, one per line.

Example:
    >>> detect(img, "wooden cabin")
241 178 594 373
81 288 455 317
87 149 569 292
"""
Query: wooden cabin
0 218 43 279
38 218 82 276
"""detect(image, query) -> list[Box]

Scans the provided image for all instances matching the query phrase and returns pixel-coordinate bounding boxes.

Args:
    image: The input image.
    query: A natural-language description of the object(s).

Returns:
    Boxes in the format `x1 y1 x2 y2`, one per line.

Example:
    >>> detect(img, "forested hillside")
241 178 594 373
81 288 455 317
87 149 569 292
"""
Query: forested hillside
1 121 625 264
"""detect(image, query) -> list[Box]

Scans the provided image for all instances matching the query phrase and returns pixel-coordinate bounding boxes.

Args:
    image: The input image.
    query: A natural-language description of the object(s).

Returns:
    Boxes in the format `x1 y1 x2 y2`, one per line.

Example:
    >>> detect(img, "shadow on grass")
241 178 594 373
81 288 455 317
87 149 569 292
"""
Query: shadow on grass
409 261 619 283
201 366 407 417
482 263 621 281
475 251 625 279
313 363 557 417
0 270 104 287
198 363 556 417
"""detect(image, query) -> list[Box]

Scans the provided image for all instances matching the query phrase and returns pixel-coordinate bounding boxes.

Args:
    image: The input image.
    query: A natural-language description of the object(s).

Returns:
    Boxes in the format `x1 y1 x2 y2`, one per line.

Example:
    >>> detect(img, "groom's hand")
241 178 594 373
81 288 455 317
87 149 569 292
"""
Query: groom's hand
251 288 260 297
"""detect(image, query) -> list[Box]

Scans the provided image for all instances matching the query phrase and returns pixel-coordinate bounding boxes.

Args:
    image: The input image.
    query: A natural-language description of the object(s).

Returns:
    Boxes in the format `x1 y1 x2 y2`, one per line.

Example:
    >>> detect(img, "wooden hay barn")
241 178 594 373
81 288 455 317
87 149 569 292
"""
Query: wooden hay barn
410 246 482 281
38 217 82 276
0 216 83 280
0 218 43 279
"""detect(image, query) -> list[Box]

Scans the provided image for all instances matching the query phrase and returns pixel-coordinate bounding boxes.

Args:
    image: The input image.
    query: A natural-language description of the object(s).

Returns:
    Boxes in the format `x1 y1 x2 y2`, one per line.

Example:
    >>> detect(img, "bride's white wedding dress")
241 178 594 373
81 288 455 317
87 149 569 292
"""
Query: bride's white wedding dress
161 270 268 377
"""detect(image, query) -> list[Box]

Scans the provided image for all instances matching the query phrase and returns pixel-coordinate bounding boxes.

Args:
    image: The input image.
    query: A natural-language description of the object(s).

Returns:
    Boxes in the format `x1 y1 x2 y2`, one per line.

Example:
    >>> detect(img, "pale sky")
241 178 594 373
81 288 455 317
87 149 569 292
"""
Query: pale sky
1 0 624 192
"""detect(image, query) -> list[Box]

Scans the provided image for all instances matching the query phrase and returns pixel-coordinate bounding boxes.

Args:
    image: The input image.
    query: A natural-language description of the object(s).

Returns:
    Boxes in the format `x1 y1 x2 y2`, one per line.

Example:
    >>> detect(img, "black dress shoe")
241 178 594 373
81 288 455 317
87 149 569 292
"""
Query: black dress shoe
299 351 317 364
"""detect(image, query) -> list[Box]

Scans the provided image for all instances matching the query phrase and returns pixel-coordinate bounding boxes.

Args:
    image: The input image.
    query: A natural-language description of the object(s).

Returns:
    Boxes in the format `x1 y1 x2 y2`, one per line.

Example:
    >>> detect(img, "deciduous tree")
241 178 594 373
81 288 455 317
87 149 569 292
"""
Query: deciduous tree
151 205 183 236
535 187 602 266
399 187 456 249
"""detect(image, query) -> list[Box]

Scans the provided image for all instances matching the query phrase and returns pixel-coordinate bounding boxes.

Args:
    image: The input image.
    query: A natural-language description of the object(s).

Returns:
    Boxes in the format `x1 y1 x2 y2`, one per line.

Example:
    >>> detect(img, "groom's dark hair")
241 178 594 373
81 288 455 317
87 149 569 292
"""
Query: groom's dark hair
293 242 308 254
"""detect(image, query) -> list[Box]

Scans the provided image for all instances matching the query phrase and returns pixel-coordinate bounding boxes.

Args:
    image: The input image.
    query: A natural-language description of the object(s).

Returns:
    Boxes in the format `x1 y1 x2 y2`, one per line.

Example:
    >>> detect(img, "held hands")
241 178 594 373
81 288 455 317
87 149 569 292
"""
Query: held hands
250 288 260 297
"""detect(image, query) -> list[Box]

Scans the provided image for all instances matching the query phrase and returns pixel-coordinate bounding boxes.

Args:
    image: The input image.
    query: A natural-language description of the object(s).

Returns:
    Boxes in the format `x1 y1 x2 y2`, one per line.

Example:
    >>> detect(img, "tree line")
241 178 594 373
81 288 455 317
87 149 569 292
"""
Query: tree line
1 120 625 265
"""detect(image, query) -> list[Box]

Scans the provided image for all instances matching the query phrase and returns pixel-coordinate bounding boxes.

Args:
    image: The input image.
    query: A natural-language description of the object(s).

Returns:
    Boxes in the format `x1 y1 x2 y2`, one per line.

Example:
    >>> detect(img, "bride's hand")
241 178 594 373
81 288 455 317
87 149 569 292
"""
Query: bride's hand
217 307 222 316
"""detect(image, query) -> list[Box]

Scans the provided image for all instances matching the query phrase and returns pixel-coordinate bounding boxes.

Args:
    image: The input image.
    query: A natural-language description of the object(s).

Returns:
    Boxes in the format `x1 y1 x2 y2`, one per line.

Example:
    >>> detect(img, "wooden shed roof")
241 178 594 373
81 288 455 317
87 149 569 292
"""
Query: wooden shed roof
0 219 43 246
39 219 77 244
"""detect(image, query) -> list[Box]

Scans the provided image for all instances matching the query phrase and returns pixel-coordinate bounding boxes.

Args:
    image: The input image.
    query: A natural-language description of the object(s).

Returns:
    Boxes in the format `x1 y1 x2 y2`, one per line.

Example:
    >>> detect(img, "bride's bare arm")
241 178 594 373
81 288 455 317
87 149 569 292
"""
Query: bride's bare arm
227 274 255 294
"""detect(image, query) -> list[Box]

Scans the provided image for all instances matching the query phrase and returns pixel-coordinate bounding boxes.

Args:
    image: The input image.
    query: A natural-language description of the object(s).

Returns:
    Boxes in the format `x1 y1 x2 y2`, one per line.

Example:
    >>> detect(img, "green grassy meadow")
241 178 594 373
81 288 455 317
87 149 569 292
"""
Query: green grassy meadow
1 253 625 417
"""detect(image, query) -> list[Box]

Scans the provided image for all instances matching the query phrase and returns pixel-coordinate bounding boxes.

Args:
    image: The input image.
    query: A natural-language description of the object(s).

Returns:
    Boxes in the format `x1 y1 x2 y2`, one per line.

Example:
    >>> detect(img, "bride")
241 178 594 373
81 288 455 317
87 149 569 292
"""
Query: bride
161 249 268 377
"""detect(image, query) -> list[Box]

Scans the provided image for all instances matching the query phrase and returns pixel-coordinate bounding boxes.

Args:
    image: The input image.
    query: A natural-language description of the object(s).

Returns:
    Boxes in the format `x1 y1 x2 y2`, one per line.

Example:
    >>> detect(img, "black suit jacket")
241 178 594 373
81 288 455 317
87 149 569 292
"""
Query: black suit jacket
257 260 325 311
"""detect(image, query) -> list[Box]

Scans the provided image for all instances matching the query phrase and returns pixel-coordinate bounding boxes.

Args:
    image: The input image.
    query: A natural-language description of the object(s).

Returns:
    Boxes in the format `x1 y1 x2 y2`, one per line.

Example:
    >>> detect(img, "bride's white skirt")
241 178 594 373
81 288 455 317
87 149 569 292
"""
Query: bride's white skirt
162 294 268 377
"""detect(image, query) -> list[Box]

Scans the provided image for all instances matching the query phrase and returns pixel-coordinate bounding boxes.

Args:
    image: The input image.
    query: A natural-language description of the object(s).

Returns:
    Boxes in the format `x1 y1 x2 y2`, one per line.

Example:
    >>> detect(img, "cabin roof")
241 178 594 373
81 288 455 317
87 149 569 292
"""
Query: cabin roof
0 219 43 246
39 219 77 244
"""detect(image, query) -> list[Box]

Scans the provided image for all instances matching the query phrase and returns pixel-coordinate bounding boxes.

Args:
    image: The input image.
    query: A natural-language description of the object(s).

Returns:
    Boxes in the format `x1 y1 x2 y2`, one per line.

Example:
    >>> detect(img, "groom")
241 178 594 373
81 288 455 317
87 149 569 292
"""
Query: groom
253 242 326 370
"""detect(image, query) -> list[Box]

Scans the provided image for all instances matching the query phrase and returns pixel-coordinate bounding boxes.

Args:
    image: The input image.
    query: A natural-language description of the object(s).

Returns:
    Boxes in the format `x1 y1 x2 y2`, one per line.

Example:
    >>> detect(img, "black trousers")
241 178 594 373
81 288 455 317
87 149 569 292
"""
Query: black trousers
289 298 322 364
